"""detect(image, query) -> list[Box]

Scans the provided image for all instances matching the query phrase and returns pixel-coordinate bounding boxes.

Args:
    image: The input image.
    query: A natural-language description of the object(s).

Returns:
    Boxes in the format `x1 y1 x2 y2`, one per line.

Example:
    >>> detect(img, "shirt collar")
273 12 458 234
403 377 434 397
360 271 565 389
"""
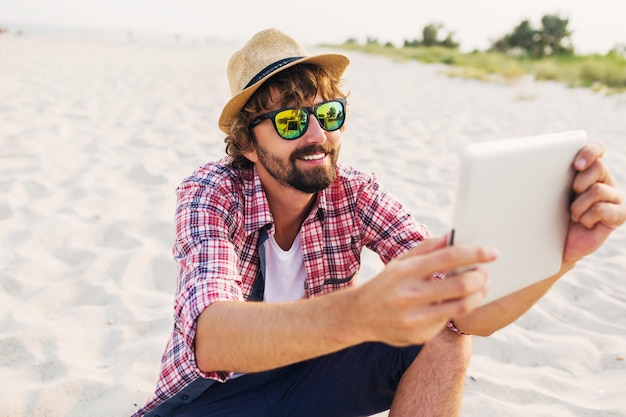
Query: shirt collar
242 166 331 235
243 167 274 235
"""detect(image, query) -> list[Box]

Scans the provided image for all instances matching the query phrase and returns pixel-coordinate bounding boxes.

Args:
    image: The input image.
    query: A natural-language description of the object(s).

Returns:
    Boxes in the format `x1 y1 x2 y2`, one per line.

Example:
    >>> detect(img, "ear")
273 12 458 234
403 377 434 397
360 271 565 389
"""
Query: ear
242 146 258 164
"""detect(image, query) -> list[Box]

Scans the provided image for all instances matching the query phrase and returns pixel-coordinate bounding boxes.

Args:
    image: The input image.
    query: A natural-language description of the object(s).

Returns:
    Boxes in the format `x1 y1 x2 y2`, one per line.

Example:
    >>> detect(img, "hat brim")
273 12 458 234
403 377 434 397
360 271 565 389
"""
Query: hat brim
218 53 350 134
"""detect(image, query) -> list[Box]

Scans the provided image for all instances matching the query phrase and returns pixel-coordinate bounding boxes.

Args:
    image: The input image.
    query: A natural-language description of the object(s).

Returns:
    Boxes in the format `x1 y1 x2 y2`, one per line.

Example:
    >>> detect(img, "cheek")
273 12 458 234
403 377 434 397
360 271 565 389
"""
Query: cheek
252 130 298 160
327 131 342 147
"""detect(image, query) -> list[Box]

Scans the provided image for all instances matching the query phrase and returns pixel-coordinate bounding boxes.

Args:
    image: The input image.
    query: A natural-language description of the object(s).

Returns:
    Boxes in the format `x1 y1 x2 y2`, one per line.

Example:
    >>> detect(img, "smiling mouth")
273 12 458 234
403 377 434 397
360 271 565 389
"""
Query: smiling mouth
300 153 326 161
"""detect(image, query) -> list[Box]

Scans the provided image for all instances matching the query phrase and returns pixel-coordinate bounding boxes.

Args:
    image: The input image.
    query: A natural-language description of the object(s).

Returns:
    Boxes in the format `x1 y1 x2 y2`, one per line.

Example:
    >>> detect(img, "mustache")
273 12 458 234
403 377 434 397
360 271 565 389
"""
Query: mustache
291 144 335 160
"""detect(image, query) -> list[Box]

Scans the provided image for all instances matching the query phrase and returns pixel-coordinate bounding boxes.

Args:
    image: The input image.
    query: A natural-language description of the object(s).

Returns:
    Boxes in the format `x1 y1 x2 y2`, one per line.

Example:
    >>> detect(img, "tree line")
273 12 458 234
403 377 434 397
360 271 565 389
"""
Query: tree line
363 14 623 59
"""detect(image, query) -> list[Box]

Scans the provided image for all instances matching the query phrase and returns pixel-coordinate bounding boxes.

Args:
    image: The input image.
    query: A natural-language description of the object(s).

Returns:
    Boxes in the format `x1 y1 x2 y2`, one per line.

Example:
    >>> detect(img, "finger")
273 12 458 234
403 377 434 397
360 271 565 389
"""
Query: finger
572 158 616 194
393 244 498 282
407 283 488 326
571 182 625 224
439 287 488 318
573 142 605 171
576 200 626 230
402 267 489 305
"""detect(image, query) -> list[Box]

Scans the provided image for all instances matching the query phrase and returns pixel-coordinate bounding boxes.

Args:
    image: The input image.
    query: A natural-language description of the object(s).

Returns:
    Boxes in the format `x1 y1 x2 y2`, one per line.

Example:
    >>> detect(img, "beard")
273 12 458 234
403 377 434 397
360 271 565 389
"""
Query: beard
255 142 340 194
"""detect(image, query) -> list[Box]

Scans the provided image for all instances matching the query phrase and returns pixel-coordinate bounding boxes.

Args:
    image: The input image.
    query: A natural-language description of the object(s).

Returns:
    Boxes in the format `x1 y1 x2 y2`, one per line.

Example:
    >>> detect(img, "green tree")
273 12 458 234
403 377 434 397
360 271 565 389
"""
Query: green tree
422 23 442 47
404 22 459 49
441 33 460 49
403 38 420 47
490 14 574 58
491 19 538 55
539 14 573 56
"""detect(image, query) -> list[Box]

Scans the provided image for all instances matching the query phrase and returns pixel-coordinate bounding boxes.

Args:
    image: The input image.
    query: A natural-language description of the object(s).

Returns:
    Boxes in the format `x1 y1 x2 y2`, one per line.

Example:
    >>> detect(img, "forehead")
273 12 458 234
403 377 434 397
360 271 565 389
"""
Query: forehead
265 86 321 110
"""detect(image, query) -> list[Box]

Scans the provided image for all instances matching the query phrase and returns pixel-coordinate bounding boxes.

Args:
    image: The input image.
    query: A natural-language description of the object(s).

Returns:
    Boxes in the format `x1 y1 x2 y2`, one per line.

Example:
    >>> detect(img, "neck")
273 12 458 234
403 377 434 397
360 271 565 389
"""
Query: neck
263 180 317 251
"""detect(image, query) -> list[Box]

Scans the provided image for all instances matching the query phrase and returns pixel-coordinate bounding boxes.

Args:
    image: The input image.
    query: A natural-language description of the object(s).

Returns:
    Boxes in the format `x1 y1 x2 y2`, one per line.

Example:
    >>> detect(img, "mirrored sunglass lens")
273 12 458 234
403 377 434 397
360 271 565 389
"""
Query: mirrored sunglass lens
274 109 307 139
316 101 345 131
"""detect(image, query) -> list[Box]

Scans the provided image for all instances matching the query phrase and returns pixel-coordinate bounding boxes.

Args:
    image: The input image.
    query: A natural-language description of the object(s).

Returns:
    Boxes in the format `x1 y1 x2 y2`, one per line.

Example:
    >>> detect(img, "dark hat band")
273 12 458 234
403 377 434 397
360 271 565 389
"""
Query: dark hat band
244 56 304 89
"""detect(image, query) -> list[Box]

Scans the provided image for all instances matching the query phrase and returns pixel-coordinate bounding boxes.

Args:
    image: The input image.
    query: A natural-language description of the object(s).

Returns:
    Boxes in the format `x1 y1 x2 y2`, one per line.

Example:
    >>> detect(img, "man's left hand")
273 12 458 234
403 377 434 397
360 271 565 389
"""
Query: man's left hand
564 142 626 265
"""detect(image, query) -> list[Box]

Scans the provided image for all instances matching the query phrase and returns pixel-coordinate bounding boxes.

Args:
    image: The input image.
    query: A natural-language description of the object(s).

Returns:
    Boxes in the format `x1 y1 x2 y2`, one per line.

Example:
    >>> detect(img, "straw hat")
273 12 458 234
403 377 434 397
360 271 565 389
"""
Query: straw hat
218 28 350 134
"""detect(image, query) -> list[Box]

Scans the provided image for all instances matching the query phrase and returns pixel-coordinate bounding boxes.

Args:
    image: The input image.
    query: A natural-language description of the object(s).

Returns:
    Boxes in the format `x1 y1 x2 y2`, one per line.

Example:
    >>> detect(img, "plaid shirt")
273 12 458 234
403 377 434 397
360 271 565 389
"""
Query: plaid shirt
132 158 429 417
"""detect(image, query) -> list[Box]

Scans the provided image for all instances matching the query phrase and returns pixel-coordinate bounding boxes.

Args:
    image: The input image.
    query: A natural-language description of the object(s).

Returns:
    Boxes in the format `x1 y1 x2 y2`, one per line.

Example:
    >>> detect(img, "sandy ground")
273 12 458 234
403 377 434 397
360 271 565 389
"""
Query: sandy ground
1 34 625 416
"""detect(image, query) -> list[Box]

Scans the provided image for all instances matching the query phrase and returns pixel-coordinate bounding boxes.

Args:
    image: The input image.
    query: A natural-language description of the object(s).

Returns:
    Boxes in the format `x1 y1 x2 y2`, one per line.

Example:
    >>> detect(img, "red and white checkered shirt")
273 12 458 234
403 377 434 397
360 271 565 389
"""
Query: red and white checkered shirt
132 158 429 417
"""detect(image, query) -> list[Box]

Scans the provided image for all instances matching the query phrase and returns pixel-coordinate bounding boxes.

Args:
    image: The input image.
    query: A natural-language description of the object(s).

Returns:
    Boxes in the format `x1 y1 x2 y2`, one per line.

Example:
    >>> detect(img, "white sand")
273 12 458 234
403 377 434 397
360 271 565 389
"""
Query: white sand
1 35 625 417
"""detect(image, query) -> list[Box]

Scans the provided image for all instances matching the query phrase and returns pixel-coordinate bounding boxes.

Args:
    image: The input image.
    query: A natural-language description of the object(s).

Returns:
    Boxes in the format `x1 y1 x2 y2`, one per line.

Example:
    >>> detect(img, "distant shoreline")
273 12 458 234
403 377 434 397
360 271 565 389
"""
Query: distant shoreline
0 21 220 45
326 41 626 95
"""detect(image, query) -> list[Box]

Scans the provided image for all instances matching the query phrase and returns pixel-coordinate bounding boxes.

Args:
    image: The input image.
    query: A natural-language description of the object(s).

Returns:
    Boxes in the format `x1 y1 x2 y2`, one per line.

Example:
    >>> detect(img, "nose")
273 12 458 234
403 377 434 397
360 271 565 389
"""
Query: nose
302 114 327 144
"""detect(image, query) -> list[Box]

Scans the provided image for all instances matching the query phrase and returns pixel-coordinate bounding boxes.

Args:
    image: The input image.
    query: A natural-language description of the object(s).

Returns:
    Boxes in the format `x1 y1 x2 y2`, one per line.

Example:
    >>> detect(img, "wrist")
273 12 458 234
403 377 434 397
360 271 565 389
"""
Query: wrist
560 260 577 274
446 319 471 336
550 260 577 283
320 286 368 347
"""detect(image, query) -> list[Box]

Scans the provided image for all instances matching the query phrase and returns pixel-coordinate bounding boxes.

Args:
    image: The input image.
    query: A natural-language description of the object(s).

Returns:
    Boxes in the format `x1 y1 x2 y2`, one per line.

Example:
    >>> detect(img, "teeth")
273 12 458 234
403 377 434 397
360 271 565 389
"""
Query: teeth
301 153 325 161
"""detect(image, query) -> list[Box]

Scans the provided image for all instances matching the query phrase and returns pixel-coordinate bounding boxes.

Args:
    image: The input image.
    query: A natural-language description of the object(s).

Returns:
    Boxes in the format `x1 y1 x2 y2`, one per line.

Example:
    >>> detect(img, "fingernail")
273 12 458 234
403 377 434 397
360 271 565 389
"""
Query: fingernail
487 248 499 259
575 158 587 170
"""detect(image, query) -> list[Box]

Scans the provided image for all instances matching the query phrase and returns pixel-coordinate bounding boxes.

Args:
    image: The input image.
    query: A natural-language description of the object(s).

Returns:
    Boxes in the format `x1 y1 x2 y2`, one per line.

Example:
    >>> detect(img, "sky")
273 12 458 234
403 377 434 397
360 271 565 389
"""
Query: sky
2 0 625 53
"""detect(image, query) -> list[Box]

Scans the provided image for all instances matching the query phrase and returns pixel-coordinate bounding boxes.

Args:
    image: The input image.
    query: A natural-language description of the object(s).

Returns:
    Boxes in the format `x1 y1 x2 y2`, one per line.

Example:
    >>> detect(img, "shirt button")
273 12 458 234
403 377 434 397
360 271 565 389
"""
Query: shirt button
181 395 189 401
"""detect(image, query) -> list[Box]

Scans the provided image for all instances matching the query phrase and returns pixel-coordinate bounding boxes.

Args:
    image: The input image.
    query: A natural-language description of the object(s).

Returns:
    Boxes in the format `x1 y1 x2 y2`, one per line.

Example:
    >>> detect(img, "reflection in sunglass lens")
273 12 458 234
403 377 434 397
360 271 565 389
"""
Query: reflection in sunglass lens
274 109 307 140
316 101 345 132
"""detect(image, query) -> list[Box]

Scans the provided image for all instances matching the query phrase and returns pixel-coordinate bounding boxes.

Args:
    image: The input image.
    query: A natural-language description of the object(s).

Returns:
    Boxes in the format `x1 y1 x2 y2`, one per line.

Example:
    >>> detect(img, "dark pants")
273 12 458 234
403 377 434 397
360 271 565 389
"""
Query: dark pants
172 342 423 417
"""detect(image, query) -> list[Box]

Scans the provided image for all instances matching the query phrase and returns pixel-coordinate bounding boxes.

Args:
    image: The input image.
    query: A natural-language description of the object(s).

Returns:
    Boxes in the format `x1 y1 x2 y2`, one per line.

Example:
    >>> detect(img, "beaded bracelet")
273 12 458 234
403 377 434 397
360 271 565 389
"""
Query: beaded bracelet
446 319 470 336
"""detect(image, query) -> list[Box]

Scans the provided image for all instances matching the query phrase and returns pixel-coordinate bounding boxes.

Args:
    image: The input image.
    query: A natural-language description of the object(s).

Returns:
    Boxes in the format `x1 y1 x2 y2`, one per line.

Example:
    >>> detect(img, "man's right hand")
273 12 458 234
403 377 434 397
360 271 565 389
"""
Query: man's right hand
350 235 496 346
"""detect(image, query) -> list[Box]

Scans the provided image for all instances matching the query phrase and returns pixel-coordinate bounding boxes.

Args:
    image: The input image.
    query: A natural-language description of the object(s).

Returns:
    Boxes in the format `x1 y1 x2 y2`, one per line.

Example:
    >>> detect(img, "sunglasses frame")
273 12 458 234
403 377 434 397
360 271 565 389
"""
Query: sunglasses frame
249 98 347 140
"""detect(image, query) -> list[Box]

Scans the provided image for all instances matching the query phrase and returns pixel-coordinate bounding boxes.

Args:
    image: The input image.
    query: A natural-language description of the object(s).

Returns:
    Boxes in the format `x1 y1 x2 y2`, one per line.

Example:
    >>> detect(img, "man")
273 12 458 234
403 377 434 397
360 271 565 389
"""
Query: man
133 28 625 417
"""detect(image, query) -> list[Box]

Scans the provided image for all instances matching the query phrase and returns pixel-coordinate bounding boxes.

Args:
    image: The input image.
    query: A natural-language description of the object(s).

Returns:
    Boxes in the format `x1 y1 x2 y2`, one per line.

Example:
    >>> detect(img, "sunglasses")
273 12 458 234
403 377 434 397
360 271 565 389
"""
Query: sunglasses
249 98 347 140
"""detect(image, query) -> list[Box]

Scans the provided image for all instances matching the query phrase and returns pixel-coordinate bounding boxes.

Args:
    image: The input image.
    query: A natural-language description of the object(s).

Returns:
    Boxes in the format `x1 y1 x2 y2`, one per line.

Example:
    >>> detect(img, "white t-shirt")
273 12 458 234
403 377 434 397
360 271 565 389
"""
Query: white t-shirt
262 232 306 302
232 232 307 380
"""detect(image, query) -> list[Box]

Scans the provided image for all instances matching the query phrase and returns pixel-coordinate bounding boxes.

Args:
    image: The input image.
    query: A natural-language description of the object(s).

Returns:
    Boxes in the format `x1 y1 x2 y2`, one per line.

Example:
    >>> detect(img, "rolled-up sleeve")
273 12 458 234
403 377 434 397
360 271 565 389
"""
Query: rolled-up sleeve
172 176 245 365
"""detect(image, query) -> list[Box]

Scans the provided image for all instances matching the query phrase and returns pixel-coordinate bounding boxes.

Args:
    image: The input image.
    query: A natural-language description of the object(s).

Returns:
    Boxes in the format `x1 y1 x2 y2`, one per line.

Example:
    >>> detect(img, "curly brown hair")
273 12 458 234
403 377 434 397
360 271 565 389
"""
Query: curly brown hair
224 64 348 169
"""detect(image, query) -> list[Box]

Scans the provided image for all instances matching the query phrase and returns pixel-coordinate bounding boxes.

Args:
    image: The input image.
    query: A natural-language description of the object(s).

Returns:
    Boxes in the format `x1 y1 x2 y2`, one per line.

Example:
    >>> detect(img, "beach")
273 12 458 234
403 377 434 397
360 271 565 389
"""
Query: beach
1 34 625 416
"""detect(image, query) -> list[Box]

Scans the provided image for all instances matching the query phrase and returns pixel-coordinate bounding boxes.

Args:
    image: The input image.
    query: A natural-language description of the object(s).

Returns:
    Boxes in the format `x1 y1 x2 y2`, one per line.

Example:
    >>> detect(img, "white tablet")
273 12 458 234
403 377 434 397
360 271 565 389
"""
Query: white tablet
449 130 587 305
